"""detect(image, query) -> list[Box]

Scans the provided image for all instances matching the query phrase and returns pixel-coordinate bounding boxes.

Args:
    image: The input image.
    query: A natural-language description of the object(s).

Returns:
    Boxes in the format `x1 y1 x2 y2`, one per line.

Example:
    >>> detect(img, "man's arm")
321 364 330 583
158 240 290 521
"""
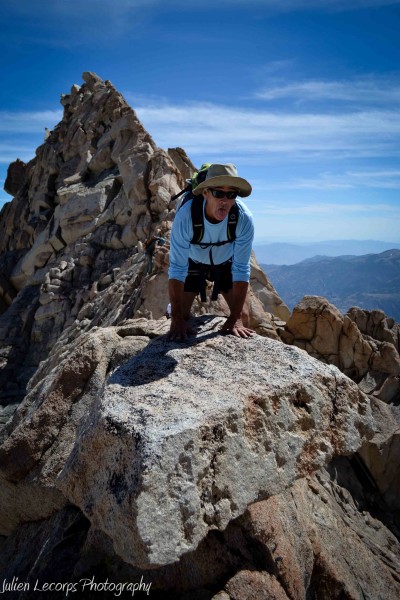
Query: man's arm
167 279 193 340
222 203 254 338
167 204 193 340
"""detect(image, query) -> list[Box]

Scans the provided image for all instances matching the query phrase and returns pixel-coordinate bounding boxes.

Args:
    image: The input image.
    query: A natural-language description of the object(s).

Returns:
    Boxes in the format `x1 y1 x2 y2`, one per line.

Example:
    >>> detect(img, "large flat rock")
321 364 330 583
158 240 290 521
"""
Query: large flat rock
55 319 373 568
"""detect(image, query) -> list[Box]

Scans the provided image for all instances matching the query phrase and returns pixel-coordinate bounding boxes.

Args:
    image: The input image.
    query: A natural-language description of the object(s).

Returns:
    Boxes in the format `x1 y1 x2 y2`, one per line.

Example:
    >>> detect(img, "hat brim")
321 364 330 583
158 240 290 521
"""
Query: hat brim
193 175 252 197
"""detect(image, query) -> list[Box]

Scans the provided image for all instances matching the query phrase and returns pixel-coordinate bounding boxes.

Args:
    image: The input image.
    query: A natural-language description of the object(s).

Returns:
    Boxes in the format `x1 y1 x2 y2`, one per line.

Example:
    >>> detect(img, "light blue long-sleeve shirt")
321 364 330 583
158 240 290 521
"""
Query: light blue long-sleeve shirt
168 198 254 282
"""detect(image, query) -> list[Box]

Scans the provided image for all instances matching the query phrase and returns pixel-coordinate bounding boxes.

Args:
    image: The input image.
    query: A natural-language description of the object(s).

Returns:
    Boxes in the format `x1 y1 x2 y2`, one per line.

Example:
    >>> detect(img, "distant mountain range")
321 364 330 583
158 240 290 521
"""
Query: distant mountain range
262 249 400 321
254 240 400 265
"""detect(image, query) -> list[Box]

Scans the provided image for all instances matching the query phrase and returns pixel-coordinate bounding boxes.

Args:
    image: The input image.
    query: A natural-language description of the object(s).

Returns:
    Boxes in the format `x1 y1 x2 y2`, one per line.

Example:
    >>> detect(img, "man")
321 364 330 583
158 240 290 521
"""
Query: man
168 163 254 340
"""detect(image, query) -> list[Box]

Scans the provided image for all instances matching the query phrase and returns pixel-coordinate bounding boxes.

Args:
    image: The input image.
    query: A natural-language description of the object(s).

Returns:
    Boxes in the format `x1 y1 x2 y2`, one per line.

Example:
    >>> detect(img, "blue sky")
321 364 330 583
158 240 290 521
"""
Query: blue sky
1 0 399 243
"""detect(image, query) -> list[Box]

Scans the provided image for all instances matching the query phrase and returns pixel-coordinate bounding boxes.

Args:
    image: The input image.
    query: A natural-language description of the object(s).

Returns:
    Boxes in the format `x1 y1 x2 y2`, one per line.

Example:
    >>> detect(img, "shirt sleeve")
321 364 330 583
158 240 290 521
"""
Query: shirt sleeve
231 207 254 282
168 204 192 281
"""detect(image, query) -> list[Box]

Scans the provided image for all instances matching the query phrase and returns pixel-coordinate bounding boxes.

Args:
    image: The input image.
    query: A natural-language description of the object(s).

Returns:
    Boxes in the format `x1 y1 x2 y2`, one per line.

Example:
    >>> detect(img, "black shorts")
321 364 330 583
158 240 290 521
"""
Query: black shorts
184 258 233 301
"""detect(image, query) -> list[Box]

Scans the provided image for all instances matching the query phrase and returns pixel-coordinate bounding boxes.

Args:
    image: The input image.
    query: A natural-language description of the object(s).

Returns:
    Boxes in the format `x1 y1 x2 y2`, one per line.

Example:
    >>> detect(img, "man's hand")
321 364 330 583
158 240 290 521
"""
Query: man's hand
221 317 254 338
167 318 194 341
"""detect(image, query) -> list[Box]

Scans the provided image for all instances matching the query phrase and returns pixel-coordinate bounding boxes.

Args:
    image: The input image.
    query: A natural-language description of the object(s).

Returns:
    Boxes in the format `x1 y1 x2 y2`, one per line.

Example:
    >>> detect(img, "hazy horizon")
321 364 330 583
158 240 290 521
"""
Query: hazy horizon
253 238 400 264
253 237 400 245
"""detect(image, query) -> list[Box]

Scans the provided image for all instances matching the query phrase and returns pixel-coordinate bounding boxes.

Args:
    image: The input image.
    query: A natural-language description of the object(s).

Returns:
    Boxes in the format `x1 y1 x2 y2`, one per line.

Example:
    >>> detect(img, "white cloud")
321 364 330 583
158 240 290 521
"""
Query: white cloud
253 211 400 243
0 143 40 164
130 99 400 160
347 169 400 178
0 110 62 133
2 99 399 195
252 197 400 242
253 201 400 216
0 110 62 164
257 169 400 190
254 76 400 106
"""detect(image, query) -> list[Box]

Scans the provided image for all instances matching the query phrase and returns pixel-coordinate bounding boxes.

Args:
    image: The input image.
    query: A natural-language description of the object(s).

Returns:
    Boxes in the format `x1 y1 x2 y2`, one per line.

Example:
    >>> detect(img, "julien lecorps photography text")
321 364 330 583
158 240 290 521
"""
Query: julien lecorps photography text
1 576 152 597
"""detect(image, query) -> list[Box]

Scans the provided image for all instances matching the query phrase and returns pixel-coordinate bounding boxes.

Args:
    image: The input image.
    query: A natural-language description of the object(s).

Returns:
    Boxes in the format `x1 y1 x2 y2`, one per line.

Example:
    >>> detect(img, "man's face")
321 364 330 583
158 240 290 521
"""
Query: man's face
203 186 238 223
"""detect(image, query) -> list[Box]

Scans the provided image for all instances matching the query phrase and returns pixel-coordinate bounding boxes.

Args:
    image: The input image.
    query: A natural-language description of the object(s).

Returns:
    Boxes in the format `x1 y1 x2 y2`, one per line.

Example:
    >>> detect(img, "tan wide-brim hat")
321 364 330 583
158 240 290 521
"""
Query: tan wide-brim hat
192 163 252 197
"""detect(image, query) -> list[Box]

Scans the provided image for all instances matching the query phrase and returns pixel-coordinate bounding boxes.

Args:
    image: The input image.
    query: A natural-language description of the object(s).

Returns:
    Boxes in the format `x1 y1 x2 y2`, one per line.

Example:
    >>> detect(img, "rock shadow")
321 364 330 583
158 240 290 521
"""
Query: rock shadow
109 315 223 388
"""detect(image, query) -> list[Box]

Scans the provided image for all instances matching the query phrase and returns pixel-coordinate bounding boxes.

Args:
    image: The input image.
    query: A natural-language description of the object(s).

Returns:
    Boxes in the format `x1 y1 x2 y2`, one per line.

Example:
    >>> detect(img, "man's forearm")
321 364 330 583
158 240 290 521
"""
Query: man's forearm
167 278 193 340
228 281 249 321
168 279 185 319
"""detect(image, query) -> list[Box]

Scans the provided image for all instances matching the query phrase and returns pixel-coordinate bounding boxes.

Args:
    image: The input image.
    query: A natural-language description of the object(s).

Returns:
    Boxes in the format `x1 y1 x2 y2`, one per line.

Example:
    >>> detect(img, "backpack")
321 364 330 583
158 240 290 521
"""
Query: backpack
171 163 239 247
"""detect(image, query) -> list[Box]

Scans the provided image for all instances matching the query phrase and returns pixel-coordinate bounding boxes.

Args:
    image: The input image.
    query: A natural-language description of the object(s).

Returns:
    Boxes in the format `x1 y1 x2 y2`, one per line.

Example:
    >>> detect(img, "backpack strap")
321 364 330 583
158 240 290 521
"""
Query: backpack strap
190 196 205 244
227 203 239 242
171 185 190 202
190 197 239 246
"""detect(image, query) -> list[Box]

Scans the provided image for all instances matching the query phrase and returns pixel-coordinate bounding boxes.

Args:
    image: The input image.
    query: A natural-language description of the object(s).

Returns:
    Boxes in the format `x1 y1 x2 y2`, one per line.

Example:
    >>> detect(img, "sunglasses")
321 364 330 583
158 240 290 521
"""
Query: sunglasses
209 188 238 200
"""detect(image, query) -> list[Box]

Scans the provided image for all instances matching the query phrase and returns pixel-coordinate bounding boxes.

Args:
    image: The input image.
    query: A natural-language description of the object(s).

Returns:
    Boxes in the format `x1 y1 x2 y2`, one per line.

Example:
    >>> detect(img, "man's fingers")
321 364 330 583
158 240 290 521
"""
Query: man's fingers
222 325 254 338
172 333 187 341
167 326 193 341
238 329 249 338
242 328 254 337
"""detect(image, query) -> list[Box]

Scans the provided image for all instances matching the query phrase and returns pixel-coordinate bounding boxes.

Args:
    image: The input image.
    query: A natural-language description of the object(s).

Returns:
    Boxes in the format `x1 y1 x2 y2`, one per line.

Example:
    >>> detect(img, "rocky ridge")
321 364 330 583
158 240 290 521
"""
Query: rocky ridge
0 73 399 599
